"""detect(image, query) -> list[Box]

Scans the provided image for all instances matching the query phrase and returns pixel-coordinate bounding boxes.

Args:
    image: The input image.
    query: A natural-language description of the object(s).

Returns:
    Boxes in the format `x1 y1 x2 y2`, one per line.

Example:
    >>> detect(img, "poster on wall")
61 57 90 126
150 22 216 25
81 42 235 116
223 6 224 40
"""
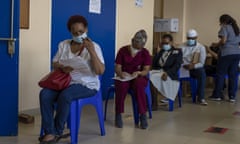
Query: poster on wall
135 0 143 7
89 0 101 14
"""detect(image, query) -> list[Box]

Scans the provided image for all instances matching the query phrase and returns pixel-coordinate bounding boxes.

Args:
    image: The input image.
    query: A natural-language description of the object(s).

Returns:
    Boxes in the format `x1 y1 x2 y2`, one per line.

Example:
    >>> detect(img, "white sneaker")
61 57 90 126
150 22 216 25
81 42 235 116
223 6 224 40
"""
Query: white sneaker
160 98 169 103
229 99 236 103
199 99 208 106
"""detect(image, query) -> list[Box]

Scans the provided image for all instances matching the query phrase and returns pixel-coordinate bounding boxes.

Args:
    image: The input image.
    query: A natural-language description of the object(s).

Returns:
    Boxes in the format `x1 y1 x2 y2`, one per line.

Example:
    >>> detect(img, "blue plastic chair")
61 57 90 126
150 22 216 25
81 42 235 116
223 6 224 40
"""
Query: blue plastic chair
168 86 182 111
179 77 198 103
104 80 152 125
40 81 105 144
69 89 105 144
161 71 182 111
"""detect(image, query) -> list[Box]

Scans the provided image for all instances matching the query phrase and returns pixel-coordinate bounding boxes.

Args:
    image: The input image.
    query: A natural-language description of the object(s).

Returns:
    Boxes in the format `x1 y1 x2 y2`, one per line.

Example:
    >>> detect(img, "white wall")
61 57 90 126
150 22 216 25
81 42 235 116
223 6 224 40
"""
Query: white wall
19 0 51 111
163 0 186 44
163 0 240 46
116 0 154 54
185 0 240 46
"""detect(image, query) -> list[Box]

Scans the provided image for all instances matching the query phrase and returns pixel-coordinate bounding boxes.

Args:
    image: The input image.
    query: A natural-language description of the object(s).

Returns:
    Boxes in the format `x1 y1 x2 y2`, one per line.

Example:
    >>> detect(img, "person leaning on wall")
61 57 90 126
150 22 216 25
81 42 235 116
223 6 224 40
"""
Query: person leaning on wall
114 29 151 129
39 15 105 143
209 14 240 102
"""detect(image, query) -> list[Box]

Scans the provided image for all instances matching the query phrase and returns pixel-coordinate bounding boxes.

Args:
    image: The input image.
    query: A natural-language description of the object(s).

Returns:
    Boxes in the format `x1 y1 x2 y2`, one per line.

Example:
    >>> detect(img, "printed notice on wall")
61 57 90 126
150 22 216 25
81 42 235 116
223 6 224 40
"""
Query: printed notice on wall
89 0 101 14
135 0 143 7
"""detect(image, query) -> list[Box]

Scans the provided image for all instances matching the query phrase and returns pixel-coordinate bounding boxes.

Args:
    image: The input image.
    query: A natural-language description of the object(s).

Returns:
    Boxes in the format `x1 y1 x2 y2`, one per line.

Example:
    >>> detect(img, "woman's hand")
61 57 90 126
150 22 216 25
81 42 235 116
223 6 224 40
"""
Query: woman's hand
132 71 141 77
83 38 94 53
62 66 74 73
161 72 168 81
120 72 129 79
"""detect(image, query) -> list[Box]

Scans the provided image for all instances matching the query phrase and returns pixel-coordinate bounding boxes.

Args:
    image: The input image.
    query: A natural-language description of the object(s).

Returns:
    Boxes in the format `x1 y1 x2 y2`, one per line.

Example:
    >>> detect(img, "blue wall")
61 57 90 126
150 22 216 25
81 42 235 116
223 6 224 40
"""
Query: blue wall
51 0 116 99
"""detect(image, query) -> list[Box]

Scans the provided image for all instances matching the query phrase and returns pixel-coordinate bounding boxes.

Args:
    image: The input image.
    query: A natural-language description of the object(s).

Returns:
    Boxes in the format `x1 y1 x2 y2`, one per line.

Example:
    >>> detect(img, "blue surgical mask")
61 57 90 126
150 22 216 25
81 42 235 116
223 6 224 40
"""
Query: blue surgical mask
187 39 196 46
72 32 87 44
162 44 171 51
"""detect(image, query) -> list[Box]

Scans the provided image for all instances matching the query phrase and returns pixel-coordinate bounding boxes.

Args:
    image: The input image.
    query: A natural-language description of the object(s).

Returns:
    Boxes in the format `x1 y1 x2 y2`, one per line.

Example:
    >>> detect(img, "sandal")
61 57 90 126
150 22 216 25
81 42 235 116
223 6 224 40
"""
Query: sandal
39 134 60 144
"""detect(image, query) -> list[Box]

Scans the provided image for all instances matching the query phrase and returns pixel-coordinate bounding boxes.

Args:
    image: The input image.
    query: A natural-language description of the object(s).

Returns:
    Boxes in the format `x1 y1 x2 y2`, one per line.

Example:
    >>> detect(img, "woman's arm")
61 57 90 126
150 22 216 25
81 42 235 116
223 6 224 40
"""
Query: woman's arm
115 64 126 79
212 36 226 48
206 46 218 59
84 39 105 75
132 65 150 77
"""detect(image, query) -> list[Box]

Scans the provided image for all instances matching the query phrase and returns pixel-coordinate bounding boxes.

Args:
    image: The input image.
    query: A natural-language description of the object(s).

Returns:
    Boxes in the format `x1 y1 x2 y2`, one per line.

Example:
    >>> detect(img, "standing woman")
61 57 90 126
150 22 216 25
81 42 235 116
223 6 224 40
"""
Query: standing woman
210 14 240 102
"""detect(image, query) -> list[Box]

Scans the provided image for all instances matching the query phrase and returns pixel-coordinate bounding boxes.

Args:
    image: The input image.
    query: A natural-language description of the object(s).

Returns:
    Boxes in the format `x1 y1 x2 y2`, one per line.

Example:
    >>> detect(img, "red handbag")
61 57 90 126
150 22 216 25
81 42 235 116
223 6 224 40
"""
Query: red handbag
38 70 71 90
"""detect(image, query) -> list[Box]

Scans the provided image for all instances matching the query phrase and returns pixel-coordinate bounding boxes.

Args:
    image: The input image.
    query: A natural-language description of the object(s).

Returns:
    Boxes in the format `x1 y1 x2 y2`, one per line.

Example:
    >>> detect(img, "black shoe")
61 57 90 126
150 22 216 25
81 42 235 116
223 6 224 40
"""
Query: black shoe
115 113 123 128
140 114 148 129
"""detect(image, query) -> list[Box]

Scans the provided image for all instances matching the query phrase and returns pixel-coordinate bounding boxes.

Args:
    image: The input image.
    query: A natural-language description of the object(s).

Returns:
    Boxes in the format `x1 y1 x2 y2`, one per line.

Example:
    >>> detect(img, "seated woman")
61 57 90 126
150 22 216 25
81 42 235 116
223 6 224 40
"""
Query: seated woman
205 44 220 76
114 29 151 129
39 15 105 143
150 34 182 110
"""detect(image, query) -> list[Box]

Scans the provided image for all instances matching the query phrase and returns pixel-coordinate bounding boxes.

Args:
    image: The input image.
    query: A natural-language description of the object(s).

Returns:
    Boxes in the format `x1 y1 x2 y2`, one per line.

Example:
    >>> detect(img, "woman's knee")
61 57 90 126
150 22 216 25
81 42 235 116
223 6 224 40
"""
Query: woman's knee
39 89 52 102
132 77 147 88
57 92 72 104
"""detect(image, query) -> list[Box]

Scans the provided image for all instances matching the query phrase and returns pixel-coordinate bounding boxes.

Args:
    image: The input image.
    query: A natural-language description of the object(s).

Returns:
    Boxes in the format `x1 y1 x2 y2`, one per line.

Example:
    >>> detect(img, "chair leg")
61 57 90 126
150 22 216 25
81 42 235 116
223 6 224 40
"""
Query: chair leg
70 101 80 144
168 99 174 111
178 85 182 108
96 98 106 136
40 125 44 137
145 83 152 119
131 94 139 126
104 86 115 121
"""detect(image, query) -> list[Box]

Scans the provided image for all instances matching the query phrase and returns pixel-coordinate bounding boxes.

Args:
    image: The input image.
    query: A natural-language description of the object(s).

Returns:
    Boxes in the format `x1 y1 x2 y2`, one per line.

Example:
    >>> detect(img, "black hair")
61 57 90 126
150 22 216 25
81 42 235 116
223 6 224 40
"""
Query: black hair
161 34 173 42
67 15 88 31
219 14 240 36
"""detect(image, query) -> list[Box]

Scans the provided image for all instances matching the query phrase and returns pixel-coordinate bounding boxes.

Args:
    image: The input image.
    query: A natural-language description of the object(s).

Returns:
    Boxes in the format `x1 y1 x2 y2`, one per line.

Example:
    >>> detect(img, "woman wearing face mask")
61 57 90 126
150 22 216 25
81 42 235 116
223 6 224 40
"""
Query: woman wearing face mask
114 30 151 129
150 34 182 110
209 14 240 102
39 15 105 143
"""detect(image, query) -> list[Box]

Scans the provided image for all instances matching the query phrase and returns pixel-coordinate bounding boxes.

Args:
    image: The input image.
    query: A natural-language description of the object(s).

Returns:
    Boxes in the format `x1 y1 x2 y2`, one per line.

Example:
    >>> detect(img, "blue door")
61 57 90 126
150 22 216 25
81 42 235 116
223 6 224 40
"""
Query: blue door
0 0 19 136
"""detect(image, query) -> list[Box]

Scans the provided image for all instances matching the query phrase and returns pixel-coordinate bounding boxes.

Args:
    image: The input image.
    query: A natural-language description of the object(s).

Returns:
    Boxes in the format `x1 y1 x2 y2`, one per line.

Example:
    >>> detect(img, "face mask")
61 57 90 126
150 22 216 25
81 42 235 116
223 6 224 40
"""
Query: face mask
131 46 140 54
162 44 171 51
72 32 87 44
187 39 196 46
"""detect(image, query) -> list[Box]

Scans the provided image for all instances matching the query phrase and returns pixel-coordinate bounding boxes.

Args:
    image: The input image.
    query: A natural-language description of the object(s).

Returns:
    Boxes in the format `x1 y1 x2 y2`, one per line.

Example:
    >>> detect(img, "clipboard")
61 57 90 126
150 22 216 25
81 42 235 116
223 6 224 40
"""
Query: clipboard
192 52 200 64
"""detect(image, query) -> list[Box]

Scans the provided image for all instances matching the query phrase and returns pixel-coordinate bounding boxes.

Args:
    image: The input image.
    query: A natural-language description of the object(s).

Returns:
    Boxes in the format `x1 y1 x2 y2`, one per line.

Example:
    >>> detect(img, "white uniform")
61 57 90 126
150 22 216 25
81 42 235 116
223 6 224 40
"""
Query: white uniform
180 42 206 69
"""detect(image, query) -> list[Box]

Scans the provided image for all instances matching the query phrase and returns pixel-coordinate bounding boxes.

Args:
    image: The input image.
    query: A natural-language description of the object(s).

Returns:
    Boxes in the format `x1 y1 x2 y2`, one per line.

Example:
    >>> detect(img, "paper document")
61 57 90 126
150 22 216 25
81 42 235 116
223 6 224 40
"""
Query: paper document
113 72 137 82
192 52 200 64
59 57 91 74
89 0 101 14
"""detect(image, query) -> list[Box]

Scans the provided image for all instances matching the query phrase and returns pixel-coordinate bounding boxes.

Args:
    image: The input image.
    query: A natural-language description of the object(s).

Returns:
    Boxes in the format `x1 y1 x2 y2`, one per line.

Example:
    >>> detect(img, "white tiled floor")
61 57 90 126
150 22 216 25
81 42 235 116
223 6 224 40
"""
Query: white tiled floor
1 88 240 144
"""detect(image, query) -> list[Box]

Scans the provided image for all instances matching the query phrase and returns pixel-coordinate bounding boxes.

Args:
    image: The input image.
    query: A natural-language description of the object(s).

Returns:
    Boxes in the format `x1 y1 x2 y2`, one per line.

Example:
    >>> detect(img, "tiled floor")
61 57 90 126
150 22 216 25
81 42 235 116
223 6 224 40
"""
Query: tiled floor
1 88 240 144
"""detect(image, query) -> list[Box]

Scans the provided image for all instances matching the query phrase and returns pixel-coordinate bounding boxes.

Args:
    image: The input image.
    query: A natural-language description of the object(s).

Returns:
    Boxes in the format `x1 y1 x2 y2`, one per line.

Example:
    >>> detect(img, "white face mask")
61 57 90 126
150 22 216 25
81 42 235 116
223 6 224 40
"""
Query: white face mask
131 46 140 54
72 32 87 44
